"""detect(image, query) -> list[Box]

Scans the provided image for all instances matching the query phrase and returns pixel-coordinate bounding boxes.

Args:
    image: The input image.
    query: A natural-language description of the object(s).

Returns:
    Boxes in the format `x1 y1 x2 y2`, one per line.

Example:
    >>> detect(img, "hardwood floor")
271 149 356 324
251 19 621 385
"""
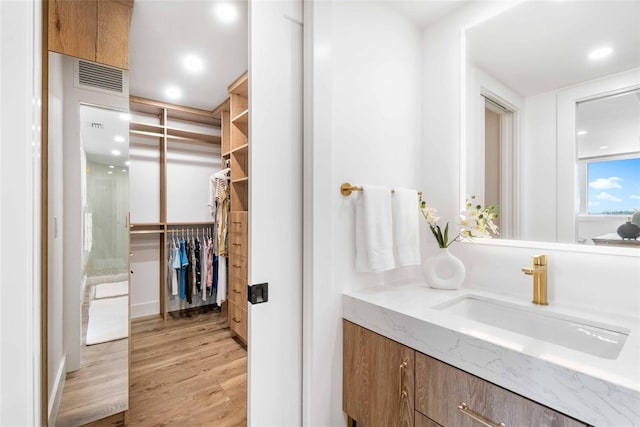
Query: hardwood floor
56 286 128 427
128 308 247 427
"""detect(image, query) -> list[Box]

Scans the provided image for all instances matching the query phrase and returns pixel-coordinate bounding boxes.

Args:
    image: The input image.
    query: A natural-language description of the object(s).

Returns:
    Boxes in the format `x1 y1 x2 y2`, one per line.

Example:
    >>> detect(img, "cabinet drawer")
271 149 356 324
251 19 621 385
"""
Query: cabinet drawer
228 301 247 341
229 231 247 256
229 254 247 281
415 353 586 427
229 212 248 235
415 412 442 427
228 275 247 306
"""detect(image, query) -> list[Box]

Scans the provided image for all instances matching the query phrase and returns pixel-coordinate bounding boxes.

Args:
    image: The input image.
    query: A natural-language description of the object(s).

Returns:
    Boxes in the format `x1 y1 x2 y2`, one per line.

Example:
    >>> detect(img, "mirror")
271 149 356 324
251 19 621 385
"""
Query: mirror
464 0 640 245
48 52 130 426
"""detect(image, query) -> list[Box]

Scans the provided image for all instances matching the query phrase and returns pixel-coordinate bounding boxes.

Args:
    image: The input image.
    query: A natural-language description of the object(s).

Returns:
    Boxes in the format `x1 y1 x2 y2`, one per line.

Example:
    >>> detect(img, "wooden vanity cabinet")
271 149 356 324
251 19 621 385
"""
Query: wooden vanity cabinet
343 321 588 427
343 320 414 427
415 353 587 427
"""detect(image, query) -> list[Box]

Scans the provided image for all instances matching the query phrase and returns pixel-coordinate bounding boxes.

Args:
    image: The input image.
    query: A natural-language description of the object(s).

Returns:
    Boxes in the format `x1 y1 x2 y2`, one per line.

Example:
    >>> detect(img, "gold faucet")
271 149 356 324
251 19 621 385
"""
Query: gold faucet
522 254 548 305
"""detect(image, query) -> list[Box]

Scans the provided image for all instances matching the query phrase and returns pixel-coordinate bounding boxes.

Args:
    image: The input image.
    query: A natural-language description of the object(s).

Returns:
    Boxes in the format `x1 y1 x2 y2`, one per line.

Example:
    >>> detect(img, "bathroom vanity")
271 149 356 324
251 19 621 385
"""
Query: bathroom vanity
342 285 640 427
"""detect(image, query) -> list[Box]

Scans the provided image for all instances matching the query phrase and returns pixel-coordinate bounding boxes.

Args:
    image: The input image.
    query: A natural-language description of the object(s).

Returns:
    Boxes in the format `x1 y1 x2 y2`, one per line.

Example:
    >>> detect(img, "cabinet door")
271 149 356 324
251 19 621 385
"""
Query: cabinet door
415 412 442 427
48 0 98 62
96 0 133 69
415 353 587 427
343 320 414 427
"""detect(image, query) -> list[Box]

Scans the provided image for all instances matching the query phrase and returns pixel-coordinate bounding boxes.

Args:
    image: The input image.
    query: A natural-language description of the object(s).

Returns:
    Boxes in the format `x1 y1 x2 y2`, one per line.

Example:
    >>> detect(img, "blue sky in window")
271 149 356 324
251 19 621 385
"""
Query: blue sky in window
588 157 640 214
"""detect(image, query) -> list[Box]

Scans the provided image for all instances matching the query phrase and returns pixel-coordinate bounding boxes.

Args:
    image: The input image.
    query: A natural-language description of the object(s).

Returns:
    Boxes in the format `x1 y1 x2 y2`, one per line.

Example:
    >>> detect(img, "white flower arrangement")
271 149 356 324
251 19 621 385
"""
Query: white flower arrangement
419 194 499 248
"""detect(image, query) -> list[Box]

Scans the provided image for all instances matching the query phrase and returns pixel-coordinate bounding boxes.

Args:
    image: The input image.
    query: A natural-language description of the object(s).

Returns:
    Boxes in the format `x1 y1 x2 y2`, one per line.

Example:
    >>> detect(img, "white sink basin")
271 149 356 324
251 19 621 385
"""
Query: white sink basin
434 295 629 360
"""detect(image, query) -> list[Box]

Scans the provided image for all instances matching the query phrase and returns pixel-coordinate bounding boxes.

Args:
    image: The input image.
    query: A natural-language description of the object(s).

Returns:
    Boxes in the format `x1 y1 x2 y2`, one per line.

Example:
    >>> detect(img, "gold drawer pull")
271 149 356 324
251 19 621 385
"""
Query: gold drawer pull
458 402 506 427
233 264 241 268
232 243 241 246
232 289 241 294
399 361 407 399
232 317 241 323
232 221 241 224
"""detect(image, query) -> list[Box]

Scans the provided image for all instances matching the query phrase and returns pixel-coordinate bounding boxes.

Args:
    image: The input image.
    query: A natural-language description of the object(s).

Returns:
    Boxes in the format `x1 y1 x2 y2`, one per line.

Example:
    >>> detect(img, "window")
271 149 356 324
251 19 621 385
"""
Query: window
582 157 640 215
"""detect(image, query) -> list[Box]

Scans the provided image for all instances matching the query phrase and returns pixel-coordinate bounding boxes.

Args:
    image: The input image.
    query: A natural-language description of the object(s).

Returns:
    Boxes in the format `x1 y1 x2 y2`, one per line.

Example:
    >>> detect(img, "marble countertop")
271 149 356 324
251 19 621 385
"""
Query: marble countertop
343 283 640 427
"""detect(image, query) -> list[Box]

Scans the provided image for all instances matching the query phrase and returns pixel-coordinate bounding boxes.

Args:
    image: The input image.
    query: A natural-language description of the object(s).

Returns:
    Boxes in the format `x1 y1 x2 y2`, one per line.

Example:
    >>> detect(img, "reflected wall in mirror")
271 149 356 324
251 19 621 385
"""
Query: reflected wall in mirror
464 0 640 245
48 52 130 427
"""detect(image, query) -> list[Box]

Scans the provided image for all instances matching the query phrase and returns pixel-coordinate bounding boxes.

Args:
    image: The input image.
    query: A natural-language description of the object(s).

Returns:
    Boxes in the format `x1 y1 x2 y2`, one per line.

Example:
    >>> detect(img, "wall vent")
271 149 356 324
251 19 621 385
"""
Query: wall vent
76 60 124 94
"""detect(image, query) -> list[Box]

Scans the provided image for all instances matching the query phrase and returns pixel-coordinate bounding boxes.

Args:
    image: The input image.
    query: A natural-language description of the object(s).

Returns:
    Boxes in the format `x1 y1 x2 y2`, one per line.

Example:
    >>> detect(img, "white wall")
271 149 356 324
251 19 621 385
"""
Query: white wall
130 235 161 318
0 1 42 425
47 51 66 425
60 55 129 371
304 2 422 425
522 90 557 241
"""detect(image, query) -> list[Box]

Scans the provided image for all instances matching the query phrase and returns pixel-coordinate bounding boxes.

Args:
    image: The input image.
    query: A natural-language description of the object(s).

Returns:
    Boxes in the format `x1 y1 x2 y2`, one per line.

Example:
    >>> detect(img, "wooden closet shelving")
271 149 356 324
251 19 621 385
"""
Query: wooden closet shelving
215 72 249 343
129 96 221 320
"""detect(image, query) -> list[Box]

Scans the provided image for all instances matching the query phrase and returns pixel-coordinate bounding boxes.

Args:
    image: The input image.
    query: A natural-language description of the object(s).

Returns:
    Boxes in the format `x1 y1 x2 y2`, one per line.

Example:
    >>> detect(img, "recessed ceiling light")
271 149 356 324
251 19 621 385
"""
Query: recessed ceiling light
184 54 204 73
588 46 613 61
600 145 609 149
125 161 130 166
165 86 182 100
119 113 132 121
107 171 113 174
215 3 238 23
111 149 121 156
577 130 588 136
122 169 127 172
114 135 125 143
109 165 115 169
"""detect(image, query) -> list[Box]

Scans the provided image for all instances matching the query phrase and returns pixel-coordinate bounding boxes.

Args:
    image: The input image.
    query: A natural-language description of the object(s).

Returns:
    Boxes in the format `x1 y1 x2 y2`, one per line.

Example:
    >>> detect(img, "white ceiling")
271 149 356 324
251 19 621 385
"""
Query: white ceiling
467 1 640 97
129 0 248 111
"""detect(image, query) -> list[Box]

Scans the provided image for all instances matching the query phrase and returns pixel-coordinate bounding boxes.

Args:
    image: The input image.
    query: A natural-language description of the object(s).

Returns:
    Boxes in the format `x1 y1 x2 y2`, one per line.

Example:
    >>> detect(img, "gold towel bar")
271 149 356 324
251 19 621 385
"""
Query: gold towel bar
340 182 422 197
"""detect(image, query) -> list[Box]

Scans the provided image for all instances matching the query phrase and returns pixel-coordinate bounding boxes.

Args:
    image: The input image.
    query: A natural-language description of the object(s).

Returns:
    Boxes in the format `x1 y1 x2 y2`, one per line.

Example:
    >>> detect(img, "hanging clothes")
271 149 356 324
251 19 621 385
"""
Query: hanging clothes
211 168 230 257
216 256 227 306
169 240 179 296
179 239 188 300
200 236 208 301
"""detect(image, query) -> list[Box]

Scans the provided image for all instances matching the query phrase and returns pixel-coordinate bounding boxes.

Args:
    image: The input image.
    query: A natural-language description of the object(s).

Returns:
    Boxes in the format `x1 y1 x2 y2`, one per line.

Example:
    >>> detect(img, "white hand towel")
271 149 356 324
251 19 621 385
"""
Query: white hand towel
392 188 421 266
355 186 395 272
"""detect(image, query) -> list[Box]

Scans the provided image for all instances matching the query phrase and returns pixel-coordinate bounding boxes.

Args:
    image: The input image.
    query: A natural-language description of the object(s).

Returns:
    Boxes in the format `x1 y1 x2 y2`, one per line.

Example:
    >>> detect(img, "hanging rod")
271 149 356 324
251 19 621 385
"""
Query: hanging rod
340 182 422 197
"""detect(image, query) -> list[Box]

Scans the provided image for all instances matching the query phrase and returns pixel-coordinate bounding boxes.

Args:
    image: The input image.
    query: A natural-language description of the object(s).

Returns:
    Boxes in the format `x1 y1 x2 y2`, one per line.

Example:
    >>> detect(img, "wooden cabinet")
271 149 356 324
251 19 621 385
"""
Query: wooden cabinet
343 322 587 427
223 73 249 343
415 353 586 427
49 0 133 69
343 320 414 427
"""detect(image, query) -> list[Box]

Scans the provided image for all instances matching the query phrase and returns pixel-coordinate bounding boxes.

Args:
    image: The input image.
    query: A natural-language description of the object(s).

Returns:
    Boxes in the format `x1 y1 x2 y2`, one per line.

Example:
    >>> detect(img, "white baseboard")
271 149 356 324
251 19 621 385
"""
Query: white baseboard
48 355 66 427
131 301 159 319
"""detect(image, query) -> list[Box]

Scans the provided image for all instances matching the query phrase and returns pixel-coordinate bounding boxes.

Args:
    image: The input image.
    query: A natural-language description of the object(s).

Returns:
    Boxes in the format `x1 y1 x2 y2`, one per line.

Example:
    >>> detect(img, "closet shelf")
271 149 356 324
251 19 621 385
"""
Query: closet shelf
232 177 249 184
167 127 220 144
130 129 164 139
130 122 164 134
231 143 249 154
231 109 249 125
166 221 215 226
130 229 165 235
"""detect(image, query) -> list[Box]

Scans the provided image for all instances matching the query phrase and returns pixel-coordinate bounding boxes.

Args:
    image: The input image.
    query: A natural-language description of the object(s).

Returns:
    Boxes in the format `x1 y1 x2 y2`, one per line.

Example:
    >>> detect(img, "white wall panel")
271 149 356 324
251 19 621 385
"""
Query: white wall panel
130 235 160 318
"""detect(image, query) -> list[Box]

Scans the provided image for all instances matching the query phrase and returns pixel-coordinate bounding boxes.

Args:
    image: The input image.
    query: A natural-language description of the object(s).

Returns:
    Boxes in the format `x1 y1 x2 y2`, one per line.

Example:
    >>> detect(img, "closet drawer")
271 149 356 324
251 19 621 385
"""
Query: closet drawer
228 275 247 306
229 212 248 235
228 301 247 341
229 254 248 281
229 232 247 256
415 352 586 427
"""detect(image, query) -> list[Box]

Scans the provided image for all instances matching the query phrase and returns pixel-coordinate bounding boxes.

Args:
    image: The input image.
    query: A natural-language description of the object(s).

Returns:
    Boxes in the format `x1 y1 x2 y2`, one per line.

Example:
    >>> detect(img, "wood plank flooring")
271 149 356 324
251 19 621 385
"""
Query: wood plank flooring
128 309 247 427
56 286 128 427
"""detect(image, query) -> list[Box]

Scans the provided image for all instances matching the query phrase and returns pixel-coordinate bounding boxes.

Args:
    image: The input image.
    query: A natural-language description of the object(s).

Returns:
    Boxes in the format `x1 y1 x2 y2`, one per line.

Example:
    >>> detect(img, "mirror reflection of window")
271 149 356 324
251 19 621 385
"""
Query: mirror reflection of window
576 89 640 242
577 90 640 214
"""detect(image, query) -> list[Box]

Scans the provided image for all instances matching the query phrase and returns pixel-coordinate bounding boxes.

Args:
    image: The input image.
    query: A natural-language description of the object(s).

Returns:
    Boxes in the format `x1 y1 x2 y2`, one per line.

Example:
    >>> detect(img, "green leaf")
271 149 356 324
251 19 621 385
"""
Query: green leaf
443 223 449 247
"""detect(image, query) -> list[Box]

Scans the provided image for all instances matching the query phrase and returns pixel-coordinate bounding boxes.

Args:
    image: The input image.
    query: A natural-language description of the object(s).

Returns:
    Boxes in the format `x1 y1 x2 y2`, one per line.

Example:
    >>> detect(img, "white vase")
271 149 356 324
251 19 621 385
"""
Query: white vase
423 248 466 290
